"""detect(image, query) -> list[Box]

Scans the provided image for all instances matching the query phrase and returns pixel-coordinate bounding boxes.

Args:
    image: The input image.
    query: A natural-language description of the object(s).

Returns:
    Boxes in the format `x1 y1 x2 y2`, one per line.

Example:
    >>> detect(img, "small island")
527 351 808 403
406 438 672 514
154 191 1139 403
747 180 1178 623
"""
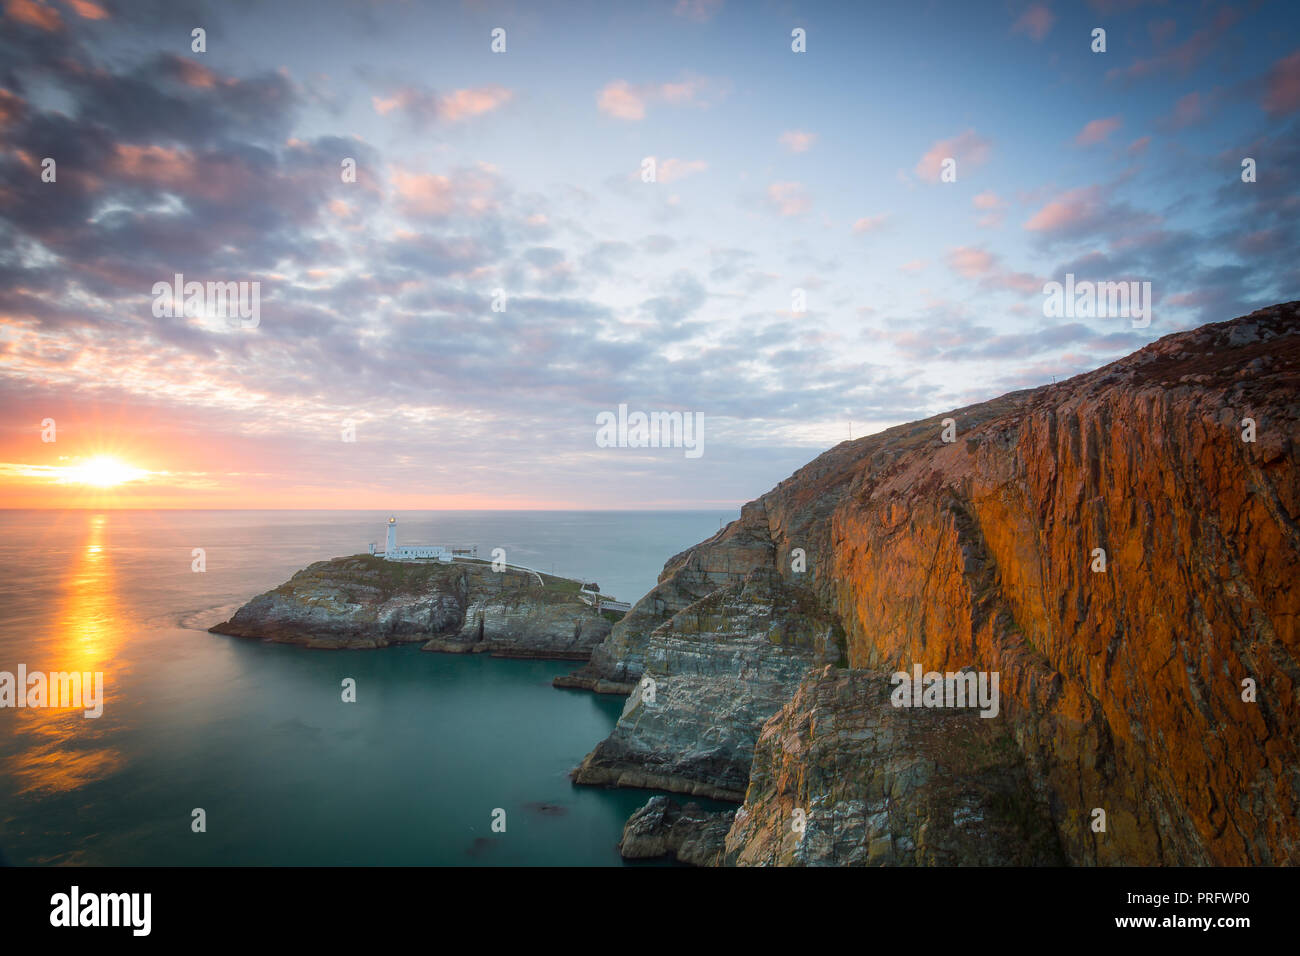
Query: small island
210 518 625 659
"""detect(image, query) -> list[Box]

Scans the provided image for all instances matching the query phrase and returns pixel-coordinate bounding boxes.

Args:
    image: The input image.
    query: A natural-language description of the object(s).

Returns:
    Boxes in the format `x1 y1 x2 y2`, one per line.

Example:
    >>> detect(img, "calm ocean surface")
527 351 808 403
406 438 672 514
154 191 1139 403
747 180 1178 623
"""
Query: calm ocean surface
0 510 732 865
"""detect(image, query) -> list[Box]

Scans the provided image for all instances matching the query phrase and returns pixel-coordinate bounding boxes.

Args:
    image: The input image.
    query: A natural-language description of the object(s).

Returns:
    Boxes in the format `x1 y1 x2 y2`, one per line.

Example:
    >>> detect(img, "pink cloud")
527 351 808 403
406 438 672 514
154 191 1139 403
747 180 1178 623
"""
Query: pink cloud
947 247 1040 292
597 74 727 120
766 181 811 217
392 165 500 219
1107 8 1240 81
851 213 889 234
779 130 816 153
972 191 1006 227
1011 4 1055 41
1128 135 1151 155
373 85 512 123
1165 91 1203 128
914 129 991 182
597 81 645 120
1075 116 1121 145
438 86 513 121
655 157 708 183
66 0 108 18
1023 186 1100 233
5 0 61 30
391 171 454 217
947 246 995 278
673 0 723 22
1263 49 1300 116
172 58 220 89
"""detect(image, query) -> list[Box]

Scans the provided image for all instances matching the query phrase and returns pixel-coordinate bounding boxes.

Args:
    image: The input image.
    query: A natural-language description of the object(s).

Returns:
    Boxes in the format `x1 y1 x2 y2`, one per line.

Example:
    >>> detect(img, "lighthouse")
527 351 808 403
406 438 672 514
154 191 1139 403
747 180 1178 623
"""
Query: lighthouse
372 515 473 562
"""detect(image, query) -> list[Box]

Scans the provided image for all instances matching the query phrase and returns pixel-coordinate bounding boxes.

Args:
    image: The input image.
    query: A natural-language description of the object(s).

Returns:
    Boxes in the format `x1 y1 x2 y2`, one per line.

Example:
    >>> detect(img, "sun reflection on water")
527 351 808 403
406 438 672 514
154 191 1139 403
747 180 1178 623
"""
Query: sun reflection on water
11 513 125 795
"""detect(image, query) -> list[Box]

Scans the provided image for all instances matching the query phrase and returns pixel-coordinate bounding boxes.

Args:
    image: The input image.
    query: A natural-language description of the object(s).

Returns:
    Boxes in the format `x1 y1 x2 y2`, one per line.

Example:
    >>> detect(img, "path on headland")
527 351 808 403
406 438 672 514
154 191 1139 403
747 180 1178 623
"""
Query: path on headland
449 557 633 611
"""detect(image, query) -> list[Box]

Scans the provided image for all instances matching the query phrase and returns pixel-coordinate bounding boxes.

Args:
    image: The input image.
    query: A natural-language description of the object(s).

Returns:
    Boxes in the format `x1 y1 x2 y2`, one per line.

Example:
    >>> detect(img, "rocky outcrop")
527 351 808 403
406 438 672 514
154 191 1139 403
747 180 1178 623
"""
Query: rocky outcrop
571 569 841 800
574 302 1300 865
210 555 612 658
619 795 734 866
725 667 1064 865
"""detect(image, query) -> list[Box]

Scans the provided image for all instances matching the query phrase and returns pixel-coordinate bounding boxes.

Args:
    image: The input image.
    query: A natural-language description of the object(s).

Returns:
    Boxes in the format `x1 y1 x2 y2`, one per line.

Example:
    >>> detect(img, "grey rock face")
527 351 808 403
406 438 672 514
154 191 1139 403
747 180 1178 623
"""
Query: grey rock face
619 795 735 866
210 554 612 658
725 667 1065 866
572 569 841 800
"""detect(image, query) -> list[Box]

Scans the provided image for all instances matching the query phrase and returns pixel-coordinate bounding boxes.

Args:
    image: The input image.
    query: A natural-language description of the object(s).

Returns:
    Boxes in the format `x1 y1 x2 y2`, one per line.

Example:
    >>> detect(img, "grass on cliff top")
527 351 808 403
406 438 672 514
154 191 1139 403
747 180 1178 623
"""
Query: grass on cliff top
277 554 593 602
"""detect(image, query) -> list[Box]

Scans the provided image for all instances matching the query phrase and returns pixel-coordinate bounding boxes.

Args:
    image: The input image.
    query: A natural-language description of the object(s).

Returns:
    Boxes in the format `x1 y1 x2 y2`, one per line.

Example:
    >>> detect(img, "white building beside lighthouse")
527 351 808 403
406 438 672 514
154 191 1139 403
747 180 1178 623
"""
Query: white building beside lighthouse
368 516 477 562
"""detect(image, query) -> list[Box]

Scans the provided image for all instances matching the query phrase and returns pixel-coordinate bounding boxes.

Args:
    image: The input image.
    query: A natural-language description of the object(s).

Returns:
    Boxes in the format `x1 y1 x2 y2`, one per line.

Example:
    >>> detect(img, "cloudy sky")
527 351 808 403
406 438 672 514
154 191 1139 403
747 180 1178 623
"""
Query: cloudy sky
1 0 1296 509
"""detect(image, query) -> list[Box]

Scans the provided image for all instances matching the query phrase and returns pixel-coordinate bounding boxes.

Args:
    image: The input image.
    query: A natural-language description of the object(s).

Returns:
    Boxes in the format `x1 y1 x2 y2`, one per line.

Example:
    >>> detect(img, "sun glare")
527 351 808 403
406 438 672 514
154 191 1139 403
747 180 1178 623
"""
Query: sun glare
62 456 147 487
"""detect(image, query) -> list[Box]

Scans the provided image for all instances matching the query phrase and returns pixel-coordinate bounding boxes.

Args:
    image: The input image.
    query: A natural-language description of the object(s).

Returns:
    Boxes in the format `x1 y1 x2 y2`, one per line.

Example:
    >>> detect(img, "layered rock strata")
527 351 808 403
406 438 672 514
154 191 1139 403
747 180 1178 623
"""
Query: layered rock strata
573 303 1300 866
211 555 612 658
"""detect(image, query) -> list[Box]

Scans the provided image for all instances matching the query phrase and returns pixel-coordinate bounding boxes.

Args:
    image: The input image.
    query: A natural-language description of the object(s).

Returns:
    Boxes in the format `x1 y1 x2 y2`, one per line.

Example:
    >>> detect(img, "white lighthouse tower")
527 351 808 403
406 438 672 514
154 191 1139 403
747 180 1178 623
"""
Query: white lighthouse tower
386 515 397 555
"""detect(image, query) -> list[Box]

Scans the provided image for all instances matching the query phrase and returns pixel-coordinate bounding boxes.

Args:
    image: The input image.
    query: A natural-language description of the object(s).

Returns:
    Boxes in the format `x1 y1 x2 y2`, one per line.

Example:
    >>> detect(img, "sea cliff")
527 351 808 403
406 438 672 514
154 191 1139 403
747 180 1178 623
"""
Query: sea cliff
577 302 1300 866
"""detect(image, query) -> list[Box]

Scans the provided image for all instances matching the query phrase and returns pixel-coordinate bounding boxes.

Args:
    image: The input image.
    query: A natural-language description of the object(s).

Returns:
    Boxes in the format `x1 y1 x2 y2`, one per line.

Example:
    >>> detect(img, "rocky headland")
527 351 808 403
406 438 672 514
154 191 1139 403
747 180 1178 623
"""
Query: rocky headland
579 302 1300 866
210 554 614 659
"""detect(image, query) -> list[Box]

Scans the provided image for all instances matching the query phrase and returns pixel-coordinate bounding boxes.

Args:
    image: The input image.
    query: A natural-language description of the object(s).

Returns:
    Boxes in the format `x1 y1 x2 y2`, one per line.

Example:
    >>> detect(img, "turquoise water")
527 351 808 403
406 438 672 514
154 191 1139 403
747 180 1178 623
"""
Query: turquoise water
0 510 733 865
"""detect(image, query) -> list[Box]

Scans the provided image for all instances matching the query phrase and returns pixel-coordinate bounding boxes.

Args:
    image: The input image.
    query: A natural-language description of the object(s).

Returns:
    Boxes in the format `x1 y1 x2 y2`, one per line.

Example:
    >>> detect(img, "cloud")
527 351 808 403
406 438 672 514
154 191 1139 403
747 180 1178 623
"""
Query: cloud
596 80 645 119
766 181 811 217
1106 7 1241 82
972 190 1006 227
66 0 108 19
372 85 512 124
914 129 991 182
1162 90 1204 129
439 86 514 121
851 213 889 234
946 246 1041 293
673 0 723 22
1263 49 1300 116
1011 4 1055 42
596 73 728 120
4 0 62 31
779 129 816 153
1023 186 1124 237
391 164 503 220
1075 116 1121 145
947 246 995 278
655 157 708 183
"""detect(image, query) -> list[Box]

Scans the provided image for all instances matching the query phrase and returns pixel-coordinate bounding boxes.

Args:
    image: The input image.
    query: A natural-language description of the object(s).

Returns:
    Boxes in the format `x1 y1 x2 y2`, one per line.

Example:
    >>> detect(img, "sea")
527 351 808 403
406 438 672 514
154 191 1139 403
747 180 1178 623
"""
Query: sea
0 509 733 866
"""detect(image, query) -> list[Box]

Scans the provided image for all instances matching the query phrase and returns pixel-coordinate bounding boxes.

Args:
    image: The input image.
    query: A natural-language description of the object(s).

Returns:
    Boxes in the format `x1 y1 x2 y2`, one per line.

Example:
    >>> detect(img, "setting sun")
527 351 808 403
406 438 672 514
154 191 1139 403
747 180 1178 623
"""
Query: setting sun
61 456 148 487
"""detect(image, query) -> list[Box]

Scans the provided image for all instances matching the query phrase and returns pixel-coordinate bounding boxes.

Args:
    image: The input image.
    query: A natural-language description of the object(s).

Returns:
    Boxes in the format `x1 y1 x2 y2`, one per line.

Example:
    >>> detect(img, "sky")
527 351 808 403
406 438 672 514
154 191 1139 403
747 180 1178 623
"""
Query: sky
0 0 1296 509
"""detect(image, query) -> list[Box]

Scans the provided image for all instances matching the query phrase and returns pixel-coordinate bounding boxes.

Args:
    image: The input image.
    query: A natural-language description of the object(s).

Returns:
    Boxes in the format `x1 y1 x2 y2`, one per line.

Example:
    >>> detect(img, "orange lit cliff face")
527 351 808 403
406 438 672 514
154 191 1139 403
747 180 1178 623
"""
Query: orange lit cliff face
578 304 1300 865
766 308 1300 864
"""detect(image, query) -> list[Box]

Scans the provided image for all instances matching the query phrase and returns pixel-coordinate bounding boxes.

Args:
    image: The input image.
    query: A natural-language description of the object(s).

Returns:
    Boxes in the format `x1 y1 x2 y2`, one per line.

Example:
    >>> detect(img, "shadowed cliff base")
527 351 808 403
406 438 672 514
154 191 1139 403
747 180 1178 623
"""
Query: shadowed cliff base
573 301 1300 866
